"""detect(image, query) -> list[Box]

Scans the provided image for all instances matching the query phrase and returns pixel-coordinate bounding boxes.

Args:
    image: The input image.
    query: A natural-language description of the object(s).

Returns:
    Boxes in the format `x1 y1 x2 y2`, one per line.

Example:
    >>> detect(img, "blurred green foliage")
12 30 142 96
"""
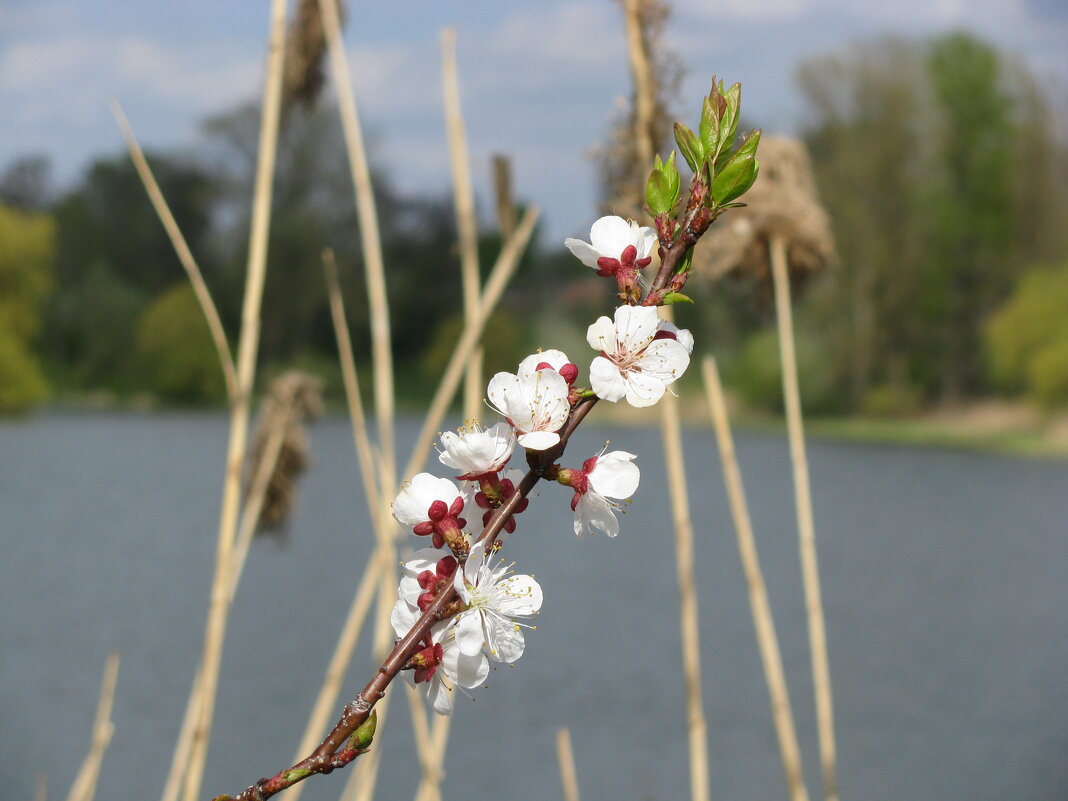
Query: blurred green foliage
726 327 839 415
135 284 226 403
984 264 1068 409
0 203 54 413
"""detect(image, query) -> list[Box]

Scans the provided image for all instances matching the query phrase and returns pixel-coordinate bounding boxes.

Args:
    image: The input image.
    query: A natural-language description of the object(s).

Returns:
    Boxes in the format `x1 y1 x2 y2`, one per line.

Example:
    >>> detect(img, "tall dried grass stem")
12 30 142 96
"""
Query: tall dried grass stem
622 0 656 167
406 685 443 801
555 727 581 801
492 155 516 240
111 102 237 402
182 2 289 799
318 0 395 489
701 356 810 801
65 652 120 801
770 235 838 801
441 28 484 422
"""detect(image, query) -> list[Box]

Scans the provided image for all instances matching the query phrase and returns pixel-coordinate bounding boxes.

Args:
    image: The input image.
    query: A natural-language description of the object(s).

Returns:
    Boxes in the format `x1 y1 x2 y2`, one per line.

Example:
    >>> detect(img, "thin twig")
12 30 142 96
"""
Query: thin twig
555 727 581 801
65 652 120 801
182 3 289 799
770 235 838 801
702 356 810 801
442 27 484 423
111 101 237 403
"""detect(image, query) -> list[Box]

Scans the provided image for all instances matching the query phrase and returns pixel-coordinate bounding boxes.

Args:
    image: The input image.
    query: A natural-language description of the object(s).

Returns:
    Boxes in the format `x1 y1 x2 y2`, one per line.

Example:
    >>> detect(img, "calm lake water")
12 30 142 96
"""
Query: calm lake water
2 412 1066 801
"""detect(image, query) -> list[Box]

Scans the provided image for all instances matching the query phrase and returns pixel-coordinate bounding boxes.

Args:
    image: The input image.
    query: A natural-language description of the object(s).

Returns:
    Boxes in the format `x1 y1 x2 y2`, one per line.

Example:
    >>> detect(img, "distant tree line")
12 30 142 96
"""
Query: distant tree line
2 30 1067 415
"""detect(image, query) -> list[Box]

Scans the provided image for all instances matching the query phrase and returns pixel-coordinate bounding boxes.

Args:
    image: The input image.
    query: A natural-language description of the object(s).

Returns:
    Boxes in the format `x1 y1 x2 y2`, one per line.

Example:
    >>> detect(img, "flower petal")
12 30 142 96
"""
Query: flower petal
588 215 632 256
495 574 543 616
585 315 616 352
563 237 602 268
443 644 489 688
482 613 525 663
613 305 660 352
517 430 561 451
589 451 639 499
575 492 621 537
517 349 571 379
589 355 627 403
455 611 485 656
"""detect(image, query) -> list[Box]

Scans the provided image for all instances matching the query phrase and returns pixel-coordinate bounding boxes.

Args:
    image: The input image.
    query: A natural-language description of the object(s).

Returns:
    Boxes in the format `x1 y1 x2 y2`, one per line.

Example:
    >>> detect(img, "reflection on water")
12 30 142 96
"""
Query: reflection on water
2 412 1066 801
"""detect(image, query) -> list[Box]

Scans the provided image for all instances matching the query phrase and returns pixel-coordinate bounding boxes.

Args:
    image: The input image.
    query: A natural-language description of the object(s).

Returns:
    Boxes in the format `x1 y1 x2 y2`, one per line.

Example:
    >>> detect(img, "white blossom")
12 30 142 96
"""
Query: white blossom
487 365 570 451
572 450 640 538
438 422 516 478
517 349 572 379
564 216 656 271
392 473 468 530
587 305 693 407
391 599 489 715
453 540 542 663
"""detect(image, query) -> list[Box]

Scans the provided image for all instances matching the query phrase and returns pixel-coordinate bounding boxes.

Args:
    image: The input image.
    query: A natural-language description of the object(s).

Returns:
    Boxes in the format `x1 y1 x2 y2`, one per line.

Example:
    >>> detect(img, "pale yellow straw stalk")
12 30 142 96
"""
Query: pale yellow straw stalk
556 727 582 801
65 652 119 801
702 356 810 801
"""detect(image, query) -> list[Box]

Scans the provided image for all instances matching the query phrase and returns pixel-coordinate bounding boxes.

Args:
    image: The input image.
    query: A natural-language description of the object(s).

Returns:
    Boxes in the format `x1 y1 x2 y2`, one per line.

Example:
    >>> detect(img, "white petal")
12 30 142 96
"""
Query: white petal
494 574 543 616
585 316 617 353
589 451 640 499
588 215 632 256
455 611 485 656
391 599 419 639
564 237 602 268
623 370 667 407
398 575 423 606
517 349 571 379
613 305 660 351
393 474 462 527
638 338 691 384
483 613 525 663
443 645 490 689
404 548 451 574
589 355 627 403
517 430 561 450
423 675 454 716
575 492 621 537
659 322 695 355
634 225 657 260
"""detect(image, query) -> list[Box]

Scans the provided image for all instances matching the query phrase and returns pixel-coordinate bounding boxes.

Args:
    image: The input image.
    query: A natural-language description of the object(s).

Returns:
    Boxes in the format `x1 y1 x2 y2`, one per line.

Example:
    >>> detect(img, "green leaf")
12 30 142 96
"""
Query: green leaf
673 122 704 173
699 94 721 158
711 151 760 206
720 82 742 154
664 150 681 204
645 168 673 215
663 291 694 304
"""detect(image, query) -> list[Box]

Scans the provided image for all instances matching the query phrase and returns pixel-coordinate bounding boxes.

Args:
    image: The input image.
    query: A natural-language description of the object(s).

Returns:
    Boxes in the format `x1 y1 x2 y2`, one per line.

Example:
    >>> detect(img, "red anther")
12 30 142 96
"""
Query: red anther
558 363 579 385
448 496 465 517
596 256 620 277
475 492 491 509
653 329 678 341
428 500 448 521
413 521 434 536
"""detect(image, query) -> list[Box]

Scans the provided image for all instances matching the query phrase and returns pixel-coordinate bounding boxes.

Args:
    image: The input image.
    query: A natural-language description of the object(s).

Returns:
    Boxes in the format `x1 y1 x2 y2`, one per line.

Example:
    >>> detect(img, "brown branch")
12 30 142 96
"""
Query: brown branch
211 396 598 801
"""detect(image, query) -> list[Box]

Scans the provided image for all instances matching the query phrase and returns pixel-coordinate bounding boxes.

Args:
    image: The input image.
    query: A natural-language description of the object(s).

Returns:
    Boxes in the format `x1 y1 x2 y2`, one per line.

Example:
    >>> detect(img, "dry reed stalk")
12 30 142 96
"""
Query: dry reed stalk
65 652 119 801
658 359 711 801
181 3 289 799
621 0 711 797
555 727 581 801
441 27 484 423
701 356 810 801
405 685 444 801
318 0 395 489
492 155 516 240
402 205 538 481
110 102 237 402
770 236 838 801
35 773 47 801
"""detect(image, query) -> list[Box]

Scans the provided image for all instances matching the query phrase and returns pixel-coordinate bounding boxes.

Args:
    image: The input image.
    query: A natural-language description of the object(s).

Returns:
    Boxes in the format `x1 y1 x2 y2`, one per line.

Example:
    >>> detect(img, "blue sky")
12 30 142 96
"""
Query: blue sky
2 0 1065 244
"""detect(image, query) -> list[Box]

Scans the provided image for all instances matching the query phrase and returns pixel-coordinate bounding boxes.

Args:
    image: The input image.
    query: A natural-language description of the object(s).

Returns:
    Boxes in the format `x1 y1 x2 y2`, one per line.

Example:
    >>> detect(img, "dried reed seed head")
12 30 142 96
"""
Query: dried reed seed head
247 370 325 533
695 135 837 291
282 0 346 109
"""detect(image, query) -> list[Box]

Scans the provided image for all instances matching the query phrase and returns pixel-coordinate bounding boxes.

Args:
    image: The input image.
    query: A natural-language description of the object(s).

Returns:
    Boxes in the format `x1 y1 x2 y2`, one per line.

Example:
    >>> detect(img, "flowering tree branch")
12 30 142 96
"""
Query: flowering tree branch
210 76 759 801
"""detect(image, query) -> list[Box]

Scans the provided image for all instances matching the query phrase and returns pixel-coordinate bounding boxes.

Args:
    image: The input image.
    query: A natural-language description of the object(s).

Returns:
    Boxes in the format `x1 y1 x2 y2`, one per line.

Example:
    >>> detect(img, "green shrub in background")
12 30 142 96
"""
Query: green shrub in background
984 264 1068 409
418 310 526 402
727 326 840 415
0 322 48 413
136 284 225 403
